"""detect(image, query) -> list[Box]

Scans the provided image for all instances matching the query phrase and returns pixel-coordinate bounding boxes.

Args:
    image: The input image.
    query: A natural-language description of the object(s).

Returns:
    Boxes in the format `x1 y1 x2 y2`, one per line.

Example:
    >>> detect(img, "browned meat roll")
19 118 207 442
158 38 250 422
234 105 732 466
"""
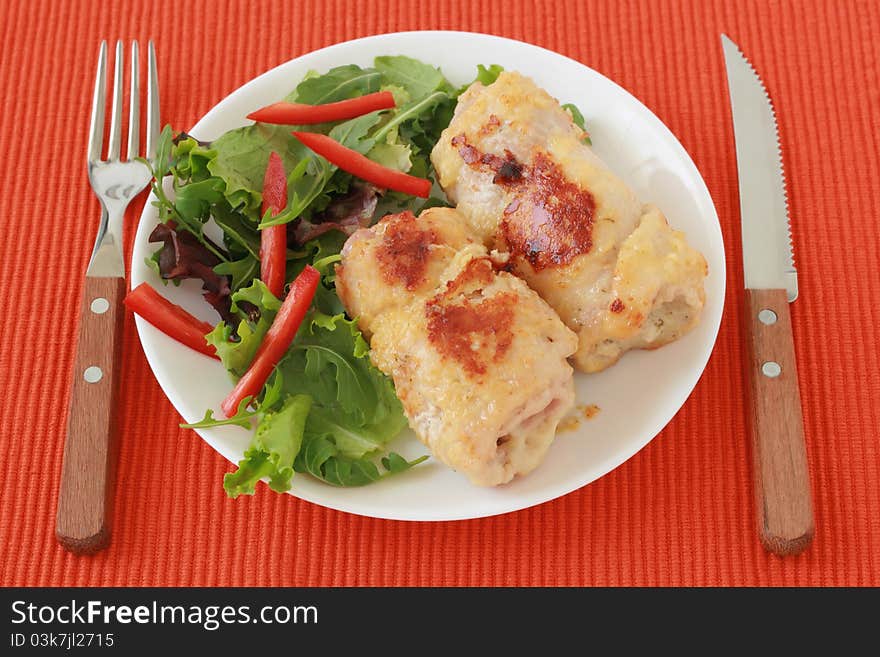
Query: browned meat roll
431 71 708 372
336 207 578 486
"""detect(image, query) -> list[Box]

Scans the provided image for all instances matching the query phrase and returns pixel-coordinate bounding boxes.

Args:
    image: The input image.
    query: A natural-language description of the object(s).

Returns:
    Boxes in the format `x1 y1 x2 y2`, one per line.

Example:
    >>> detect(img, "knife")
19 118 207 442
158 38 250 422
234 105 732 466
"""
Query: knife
721 34 814 556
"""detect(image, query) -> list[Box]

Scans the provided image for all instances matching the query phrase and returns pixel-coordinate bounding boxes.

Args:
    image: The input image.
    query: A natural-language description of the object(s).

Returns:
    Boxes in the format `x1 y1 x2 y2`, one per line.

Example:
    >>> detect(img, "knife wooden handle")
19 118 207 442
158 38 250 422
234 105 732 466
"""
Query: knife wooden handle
56 276 126 554
744 288 814 556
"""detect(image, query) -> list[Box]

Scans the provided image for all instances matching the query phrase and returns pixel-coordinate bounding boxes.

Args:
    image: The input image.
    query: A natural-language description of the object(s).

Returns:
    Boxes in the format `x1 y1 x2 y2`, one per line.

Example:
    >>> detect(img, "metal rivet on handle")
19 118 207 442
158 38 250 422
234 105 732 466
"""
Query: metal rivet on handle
762 361 781 378
758 309 777 325
90 297 110 314
83 366 103 383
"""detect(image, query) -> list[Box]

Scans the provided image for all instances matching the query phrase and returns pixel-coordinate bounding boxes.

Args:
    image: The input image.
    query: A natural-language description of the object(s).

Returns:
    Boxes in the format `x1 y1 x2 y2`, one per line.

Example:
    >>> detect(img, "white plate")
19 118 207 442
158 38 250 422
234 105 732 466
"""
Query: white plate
132 31 725 521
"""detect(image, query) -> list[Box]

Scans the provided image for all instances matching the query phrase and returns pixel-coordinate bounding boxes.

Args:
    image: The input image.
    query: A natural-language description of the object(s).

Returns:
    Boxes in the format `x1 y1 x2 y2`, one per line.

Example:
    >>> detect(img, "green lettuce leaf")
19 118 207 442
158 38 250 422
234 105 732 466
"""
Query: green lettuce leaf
277 311 407 459
172 175 225 209
199 243 416 495
381 83 410 107
206 279 281 378
474 63 503 86
207 123 310 217
366 141 412 172
207 303 418 495
223 394 313 498
171 135 216 182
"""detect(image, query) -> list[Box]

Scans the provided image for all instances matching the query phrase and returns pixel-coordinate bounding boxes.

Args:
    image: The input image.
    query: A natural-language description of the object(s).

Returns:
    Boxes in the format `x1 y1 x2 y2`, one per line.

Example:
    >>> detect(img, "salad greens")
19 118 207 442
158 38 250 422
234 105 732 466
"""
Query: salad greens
145 55 587 497
149 55 480 497
187 303 421 496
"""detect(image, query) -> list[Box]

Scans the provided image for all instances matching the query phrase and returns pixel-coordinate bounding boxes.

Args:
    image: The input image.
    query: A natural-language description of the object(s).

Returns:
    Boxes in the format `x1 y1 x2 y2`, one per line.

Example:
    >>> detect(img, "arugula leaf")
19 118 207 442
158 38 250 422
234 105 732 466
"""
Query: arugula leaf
278 312 407 459
314 283 346 318
211 204 261 258
293 437 428 487
374 56 448 100
310 231 349 266
214 255 258 291
272 153 333 227
328 110 384 152
291 65 382 104
181 398 257 430
259 368 286 412
282 231 344 279
382 452 428 475
223 394 313 497
171 178 226 224
280 312 369 411
305 406 392 459
152 125 174 178
371 90 448 144
297 233 349 316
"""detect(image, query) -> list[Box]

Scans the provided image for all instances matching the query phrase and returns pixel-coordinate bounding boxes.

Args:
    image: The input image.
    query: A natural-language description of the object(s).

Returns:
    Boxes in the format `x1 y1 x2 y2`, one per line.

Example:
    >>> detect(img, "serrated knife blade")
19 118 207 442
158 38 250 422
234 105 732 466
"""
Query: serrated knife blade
721 34 813 556
721 33 798 302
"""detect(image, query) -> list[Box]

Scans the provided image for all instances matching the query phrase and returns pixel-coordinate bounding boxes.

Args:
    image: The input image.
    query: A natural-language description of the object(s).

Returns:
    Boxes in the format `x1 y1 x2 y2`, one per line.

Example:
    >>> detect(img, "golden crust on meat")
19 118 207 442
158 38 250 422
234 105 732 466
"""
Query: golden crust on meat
337 208 578 486
431 71 708 372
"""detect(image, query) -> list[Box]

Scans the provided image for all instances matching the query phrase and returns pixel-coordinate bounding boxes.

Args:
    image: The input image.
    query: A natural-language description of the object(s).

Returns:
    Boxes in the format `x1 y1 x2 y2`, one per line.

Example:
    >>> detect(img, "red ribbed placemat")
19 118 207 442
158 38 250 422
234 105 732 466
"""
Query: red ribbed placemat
1 0 877 587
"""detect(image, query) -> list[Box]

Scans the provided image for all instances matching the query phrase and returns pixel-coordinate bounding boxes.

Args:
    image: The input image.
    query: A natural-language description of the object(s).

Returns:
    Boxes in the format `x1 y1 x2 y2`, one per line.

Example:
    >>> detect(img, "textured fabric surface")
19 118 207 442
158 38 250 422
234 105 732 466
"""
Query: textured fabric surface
1 0 878 587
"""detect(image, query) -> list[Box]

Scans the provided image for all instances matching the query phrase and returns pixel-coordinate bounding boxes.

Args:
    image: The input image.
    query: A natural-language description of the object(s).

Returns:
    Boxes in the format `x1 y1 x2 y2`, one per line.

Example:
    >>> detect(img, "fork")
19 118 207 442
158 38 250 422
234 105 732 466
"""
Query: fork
56 40 160 554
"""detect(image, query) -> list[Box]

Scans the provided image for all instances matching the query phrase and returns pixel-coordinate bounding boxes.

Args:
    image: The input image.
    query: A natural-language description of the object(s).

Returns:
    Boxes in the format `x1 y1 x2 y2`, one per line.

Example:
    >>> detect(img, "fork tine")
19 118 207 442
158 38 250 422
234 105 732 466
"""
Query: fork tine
127 41 140 161
87 41 108 162
107 41 124 161
146 41 160 161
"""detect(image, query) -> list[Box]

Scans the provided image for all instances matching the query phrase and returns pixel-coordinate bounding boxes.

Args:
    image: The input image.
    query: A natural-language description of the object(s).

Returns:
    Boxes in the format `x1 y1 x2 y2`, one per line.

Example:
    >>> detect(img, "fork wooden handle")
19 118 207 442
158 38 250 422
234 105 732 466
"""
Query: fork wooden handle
56 276 126 554
744 288 814 556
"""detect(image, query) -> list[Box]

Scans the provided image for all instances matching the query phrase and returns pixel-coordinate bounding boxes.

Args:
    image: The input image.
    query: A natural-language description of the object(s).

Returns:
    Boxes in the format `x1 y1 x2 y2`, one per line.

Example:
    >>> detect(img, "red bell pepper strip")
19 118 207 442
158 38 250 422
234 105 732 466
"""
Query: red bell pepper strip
292 131 432 198
260 152 288 298
247 91 396 125
124 283 219 359
220 265 320 418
